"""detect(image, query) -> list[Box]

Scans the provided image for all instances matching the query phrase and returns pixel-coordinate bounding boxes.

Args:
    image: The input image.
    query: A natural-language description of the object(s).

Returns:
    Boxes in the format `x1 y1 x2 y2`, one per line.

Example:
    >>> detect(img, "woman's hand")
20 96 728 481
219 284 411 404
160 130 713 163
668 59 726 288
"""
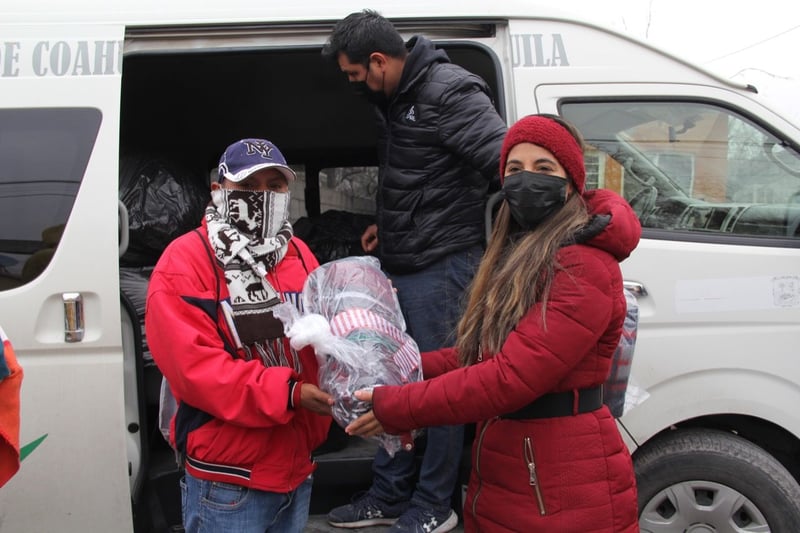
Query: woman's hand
345 389 385 437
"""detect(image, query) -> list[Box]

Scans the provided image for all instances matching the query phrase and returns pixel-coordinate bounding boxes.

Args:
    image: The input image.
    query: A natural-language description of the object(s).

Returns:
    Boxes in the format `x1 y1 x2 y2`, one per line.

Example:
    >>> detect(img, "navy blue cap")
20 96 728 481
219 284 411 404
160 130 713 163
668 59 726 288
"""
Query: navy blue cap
218 138 296 183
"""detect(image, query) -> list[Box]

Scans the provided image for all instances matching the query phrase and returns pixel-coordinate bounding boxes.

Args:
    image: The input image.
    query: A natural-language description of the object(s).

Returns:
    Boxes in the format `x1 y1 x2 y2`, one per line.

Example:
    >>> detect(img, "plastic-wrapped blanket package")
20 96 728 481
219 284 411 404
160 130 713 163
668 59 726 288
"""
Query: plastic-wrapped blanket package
273 256 422 456
602 288 649 417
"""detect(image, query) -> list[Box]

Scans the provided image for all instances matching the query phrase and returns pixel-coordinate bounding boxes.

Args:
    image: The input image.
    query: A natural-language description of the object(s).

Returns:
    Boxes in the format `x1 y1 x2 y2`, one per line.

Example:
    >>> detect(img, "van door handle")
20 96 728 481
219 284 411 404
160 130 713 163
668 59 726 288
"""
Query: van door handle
623 281 648 297
63 292 85 342
119 200 129 258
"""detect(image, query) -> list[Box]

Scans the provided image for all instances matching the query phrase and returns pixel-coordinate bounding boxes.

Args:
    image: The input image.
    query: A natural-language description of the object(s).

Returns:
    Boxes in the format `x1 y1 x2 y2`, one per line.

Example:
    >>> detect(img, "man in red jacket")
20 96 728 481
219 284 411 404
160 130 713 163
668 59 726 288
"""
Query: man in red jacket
146 138 333 533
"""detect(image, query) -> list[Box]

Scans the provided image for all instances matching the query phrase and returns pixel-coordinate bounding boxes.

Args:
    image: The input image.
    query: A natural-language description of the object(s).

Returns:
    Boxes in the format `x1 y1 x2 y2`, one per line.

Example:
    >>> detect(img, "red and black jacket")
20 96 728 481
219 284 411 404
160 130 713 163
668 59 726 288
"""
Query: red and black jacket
146 222 330 493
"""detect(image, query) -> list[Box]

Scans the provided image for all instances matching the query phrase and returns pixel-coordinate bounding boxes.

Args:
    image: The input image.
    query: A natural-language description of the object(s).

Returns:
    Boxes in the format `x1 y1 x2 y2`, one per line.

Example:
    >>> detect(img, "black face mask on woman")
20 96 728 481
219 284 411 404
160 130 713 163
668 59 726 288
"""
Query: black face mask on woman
501 171 568 230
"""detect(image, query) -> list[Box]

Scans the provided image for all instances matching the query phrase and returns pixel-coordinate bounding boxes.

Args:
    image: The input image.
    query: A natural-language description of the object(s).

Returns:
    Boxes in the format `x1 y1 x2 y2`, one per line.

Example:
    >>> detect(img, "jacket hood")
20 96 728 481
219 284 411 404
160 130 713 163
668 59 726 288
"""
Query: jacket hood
397 36 449 95
581 189 641 261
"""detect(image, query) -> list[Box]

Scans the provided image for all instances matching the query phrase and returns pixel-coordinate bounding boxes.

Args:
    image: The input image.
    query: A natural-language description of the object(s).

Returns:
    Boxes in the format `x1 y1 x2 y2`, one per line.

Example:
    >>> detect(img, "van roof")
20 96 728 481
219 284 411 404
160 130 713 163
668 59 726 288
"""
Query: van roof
3 0 753 94
2 0 613 26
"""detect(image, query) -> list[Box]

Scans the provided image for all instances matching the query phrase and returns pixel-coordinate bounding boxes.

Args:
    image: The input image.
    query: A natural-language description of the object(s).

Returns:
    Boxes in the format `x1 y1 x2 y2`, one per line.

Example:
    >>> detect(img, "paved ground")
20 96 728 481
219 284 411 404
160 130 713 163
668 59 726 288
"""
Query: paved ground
305 515 465 532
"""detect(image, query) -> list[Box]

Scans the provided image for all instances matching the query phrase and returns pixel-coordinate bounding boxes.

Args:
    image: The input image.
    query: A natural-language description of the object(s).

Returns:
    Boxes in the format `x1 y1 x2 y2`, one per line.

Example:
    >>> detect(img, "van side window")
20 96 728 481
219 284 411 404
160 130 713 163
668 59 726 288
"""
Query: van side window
562 102 800 242
0 108 101 290
289 166 377 221
290 166 377 264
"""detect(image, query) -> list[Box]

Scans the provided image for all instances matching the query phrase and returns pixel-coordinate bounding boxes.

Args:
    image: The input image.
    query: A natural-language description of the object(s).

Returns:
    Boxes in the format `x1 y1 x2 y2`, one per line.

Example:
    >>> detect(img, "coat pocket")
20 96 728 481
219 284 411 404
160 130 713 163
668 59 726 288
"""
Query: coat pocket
523 436 547 516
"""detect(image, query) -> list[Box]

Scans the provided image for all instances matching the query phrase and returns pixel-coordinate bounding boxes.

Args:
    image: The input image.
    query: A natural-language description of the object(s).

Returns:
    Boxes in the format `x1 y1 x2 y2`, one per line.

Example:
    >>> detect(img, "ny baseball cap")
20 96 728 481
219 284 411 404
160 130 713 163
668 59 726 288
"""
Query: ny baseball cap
217 138 297 183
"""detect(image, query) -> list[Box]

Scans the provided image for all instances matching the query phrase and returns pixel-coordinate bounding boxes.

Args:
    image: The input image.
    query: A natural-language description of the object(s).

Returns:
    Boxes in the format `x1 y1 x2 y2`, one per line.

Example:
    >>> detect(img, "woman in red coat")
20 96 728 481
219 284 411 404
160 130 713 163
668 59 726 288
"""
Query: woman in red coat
348 114 641 532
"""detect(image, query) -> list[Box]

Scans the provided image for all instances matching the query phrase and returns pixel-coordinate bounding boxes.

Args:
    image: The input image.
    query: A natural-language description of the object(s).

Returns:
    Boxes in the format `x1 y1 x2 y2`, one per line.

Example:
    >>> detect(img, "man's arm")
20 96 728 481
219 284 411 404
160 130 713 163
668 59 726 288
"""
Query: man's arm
438 71 508 181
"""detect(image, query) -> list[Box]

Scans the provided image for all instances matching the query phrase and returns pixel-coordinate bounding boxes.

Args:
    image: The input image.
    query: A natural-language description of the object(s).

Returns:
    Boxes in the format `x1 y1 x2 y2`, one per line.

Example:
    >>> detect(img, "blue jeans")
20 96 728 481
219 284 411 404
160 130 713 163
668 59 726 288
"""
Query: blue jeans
181 472 312 533
374 244 482 511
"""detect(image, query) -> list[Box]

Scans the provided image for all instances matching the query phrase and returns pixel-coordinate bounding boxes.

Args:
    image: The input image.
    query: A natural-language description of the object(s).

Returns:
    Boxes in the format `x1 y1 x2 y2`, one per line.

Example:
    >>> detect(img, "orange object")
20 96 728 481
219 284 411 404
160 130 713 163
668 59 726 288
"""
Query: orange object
0 327 22 488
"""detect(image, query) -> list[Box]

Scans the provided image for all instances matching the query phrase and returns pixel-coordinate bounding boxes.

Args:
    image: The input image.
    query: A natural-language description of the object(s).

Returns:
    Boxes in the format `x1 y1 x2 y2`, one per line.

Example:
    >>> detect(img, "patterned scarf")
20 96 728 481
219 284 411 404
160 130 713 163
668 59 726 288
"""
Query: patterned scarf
205 188 301 372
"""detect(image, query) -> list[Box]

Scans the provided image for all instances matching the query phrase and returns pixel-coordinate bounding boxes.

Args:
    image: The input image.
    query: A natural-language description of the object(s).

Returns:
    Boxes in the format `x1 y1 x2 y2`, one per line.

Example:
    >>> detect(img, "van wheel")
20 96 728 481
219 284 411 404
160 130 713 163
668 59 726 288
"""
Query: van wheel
635 428 800 532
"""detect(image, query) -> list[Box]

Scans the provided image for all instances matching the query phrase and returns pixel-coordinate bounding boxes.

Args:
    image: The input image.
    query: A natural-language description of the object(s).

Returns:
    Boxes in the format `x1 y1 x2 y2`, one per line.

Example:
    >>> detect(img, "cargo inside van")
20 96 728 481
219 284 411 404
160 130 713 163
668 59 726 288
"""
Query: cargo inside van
117 29 503 530
120 27 504 213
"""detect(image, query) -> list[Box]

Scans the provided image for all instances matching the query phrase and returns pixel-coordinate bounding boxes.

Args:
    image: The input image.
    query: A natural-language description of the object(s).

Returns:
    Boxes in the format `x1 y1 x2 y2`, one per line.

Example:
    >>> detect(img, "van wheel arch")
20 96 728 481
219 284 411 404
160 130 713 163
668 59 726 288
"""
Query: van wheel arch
635 427 800 531
657 413 800 480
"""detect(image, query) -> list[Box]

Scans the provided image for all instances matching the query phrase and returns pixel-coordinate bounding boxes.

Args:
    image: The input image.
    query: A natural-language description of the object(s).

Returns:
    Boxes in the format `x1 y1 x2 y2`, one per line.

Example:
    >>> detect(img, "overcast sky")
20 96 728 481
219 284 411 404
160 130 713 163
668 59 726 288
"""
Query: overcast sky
556 0 800 123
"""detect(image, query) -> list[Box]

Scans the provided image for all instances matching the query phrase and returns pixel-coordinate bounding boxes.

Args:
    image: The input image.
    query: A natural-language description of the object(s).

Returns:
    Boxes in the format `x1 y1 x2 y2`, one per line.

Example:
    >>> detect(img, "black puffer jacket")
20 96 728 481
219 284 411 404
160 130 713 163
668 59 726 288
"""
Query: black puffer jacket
374 36 507 274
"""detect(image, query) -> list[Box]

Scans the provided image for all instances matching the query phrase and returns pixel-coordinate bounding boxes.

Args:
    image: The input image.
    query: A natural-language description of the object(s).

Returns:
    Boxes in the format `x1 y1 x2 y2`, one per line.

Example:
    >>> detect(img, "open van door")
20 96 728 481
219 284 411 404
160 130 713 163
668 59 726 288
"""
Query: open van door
0 23 133 531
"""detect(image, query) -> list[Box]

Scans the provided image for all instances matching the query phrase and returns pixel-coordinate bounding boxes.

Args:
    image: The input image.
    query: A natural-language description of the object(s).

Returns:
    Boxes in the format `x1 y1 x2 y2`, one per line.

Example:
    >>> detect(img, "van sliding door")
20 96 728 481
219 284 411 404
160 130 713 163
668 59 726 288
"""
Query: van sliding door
0 23 132 532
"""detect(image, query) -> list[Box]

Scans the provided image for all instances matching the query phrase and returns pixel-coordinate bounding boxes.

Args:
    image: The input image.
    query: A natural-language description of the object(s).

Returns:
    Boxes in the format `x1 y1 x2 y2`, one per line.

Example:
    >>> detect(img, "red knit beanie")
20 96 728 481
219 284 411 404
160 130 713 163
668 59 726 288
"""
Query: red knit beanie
499 115 586 193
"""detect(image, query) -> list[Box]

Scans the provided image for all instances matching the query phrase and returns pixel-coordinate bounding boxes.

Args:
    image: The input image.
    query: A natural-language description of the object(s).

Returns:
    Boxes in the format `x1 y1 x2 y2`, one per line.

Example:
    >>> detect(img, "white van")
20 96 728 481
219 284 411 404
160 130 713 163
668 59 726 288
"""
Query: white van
1 1 799 531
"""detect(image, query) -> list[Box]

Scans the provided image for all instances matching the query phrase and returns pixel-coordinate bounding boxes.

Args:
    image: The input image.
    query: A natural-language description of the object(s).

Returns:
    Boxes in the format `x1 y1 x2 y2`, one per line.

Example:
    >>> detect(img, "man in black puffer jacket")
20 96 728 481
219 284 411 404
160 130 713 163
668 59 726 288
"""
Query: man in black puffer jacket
323 10 507 533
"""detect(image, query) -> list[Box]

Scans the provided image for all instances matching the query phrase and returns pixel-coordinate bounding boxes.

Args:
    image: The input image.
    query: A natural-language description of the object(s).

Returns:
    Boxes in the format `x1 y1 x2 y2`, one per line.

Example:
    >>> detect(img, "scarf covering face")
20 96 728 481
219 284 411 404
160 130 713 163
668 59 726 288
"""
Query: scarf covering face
205 188 301 371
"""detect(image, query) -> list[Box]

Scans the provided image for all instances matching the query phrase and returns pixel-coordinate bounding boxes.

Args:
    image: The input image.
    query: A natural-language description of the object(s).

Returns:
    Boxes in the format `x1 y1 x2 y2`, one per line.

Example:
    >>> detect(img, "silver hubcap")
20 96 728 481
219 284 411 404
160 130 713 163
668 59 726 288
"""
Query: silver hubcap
640 480 770 532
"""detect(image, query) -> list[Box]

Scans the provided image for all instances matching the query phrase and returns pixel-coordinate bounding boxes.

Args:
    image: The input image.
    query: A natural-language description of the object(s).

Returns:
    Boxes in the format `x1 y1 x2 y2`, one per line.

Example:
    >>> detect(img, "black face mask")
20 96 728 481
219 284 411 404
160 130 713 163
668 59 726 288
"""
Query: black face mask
501 171 568 230
350 64 388 107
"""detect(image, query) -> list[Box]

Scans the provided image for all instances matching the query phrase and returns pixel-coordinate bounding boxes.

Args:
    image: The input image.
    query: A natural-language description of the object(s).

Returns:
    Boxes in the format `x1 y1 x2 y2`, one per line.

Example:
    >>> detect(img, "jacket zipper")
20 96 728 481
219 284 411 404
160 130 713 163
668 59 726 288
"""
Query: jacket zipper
470 417 494 525
524 436 547 515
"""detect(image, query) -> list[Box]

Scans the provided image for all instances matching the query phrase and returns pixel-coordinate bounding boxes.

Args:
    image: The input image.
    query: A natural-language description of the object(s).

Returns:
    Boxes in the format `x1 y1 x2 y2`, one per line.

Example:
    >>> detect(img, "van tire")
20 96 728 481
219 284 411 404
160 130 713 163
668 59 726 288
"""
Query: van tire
635 427 800 532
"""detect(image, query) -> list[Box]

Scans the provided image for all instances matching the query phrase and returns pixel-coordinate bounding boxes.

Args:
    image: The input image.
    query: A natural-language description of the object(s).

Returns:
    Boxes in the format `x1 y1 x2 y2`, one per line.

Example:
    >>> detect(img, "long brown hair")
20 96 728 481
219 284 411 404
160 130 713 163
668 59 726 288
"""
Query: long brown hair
455 114 590 366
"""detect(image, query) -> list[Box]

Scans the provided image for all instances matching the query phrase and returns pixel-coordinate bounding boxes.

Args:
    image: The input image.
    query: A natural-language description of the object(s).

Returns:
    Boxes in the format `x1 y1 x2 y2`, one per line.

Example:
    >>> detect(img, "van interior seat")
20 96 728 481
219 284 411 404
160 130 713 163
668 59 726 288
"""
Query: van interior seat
2 223 66 286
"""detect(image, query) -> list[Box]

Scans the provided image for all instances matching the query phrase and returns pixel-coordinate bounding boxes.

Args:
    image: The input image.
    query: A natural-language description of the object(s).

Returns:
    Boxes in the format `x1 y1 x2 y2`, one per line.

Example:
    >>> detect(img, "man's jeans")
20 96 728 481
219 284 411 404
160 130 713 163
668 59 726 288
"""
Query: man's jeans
181 472 312 533
373 244 482 511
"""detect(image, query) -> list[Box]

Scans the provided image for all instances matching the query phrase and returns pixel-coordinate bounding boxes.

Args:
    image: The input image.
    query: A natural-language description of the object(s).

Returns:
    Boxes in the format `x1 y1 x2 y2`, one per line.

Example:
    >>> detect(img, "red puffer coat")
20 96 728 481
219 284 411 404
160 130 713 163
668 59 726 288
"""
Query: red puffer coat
372 189 641 532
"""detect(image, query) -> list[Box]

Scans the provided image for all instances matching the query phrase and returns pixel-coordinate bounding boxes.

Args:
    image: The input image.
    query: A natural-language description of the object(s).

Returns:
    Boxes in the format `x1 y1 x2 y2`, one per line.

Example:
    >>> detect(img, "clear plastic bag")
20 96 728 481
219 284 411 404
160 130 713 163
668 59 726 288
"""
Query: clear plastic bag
603 288 649 417
158 377 176 444
158 376 182 465
623 374 650 415
273 256 422 456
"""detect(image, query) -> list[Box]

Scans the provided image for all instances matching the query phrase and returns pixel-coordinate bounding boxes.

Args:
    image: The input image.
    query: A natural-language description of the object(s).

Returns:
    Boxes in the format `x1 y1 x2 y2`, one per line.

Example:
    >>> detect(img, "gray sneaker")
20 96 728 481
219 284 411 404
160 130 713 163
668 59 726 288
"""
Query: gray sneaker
388 506 458 533
327 492 409 528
